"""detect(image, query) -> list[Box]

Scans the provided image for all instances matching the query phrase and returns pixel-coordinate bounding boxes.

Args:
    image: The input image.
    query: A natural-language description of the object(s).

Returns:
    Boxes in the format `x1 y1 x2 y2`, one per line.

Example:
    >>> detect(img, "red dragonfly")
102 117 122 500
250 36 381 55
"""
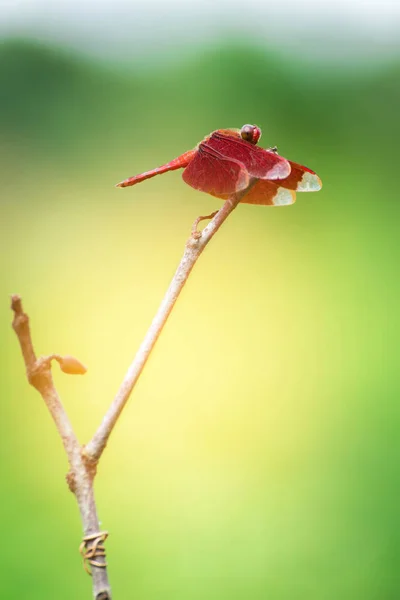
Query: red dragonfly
116 124 322 206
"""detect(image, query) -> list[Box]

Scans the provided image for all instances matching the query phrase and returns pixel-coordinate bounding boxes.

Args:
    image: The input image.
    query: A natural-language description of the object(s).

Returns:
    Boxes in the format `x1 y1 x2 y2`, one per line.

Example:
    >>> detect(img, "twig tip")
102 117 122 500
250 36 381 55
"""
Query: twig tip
11 294 23 314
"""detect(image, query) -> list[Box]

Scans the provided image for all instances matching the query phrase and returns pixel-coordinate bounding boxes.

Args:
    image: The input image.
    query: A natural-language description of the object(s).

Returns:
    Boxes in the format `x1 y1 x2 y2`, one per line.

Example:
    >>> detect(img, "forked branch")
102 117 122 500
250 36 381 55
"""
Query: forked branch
11 295 111 600
11 184 256 599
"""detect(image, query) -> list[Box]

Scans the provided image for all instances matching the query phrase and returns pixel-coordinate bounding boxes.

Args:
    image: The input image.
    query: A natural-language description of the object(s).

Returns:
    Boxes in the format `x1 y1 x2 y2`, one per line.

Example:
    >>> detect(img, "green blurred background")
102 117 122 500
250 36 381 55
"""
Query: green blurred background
1 1 400 598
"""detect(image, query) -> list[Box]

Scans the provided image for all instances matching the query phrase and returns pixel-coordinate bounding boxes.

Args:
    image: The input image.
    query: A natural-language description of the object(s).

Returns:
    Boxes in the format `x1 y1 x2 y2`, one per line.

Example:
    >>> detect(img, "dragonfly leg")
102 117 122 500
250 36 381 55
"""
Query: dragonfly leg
268 146 279 154
191 211 218 239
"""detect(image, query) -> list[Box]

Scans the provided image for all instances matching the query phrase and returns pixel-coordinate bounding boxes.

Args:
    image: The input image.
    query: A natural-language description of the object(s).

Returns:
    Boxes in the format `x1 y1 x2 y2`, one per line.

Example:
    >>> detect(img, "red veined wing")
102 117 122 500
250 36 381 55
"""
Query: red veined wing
182 142 250 196
279 160 322 192
238 157 322 206
241 180 296 206
206 131 291 181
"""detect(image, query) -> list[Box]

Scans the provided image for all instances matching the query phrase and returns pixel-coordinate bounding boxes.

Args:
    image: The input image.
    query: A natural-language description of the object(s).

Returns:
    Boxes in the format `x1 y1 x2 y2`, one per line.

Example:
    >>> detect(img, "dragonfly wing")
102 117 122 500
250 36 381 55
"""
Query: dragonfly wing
279 160 322 191
242 180 296 206
207 132 291 180
182 142 250 196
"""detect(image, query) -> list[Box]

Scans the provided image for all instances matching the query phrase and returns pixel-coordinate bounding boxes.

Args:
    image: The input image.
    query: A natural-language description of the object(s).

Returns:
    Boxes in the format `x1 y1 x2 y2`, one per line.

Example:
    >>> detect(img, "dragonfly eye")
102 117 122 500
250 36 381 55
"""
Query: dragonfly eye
240 124 261 145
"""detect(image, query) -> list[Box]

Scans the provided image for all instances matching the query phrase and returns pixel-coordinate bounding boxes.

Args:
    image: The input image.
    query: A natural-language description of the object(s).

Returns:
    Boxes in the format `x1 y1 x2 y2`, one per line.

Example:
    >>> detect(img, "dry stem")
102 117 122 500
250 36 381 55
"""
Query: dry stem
11 183 256 599
85 183 256 461
12 295 112 600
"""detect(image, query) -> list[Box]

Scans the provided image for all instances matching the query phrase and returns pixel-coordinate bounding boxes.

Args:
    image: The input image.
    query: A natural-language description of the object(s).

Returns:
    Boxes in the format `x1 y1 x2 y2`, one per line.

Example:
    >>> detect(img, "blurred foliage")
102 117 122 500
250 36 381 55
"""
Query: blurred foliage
1 38 400 599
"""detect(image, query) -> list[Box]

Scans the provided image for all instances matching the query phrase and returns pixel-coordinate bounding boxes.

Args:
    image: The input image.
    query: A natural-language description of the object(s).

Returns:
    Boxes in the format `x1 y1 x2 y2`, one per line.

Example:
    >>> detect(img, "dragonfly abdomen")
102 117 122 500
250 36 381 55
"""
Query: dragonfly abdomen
116 150 196 188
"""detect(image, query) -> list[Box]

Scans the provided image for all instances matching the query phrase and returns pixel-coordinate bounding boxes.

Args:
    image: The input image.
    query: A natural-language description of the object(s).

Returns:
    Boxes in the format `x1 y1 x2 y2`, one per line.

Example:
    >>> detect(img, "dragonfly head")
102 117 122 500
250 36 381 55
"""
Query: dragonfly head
240 124 262 145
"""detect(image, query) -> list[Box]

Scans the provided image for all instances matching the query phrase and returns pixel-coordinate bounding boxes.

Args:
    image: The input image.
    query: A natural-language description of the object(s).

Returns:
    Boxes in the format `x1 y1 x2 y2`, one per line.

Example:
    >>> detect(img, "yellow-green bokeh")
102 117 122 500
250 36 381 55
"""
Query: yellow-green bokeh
1 37 400 599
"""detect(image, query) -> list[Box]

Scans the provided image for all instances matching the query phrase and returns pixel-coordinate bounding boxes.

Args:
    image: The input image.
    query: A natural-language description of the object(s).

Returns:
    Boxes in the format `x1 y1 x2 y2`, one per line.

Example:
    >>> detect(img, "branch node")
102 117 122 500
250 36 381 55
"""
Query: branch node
191 210 218 239
66 470 77 493
27 356 52 389
82 449 98 480
186 234 201 248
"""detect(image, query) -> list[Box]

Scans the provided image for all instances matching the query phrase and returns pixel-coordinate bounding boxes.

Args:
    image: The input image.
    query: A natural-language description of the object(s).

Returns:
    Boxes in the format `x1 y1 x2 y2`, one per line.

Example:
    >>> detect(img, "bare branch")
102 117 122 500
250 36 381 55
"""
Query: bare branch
11 181 256 599
11 295 112 600
84 184 256 462
11 295 81 465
